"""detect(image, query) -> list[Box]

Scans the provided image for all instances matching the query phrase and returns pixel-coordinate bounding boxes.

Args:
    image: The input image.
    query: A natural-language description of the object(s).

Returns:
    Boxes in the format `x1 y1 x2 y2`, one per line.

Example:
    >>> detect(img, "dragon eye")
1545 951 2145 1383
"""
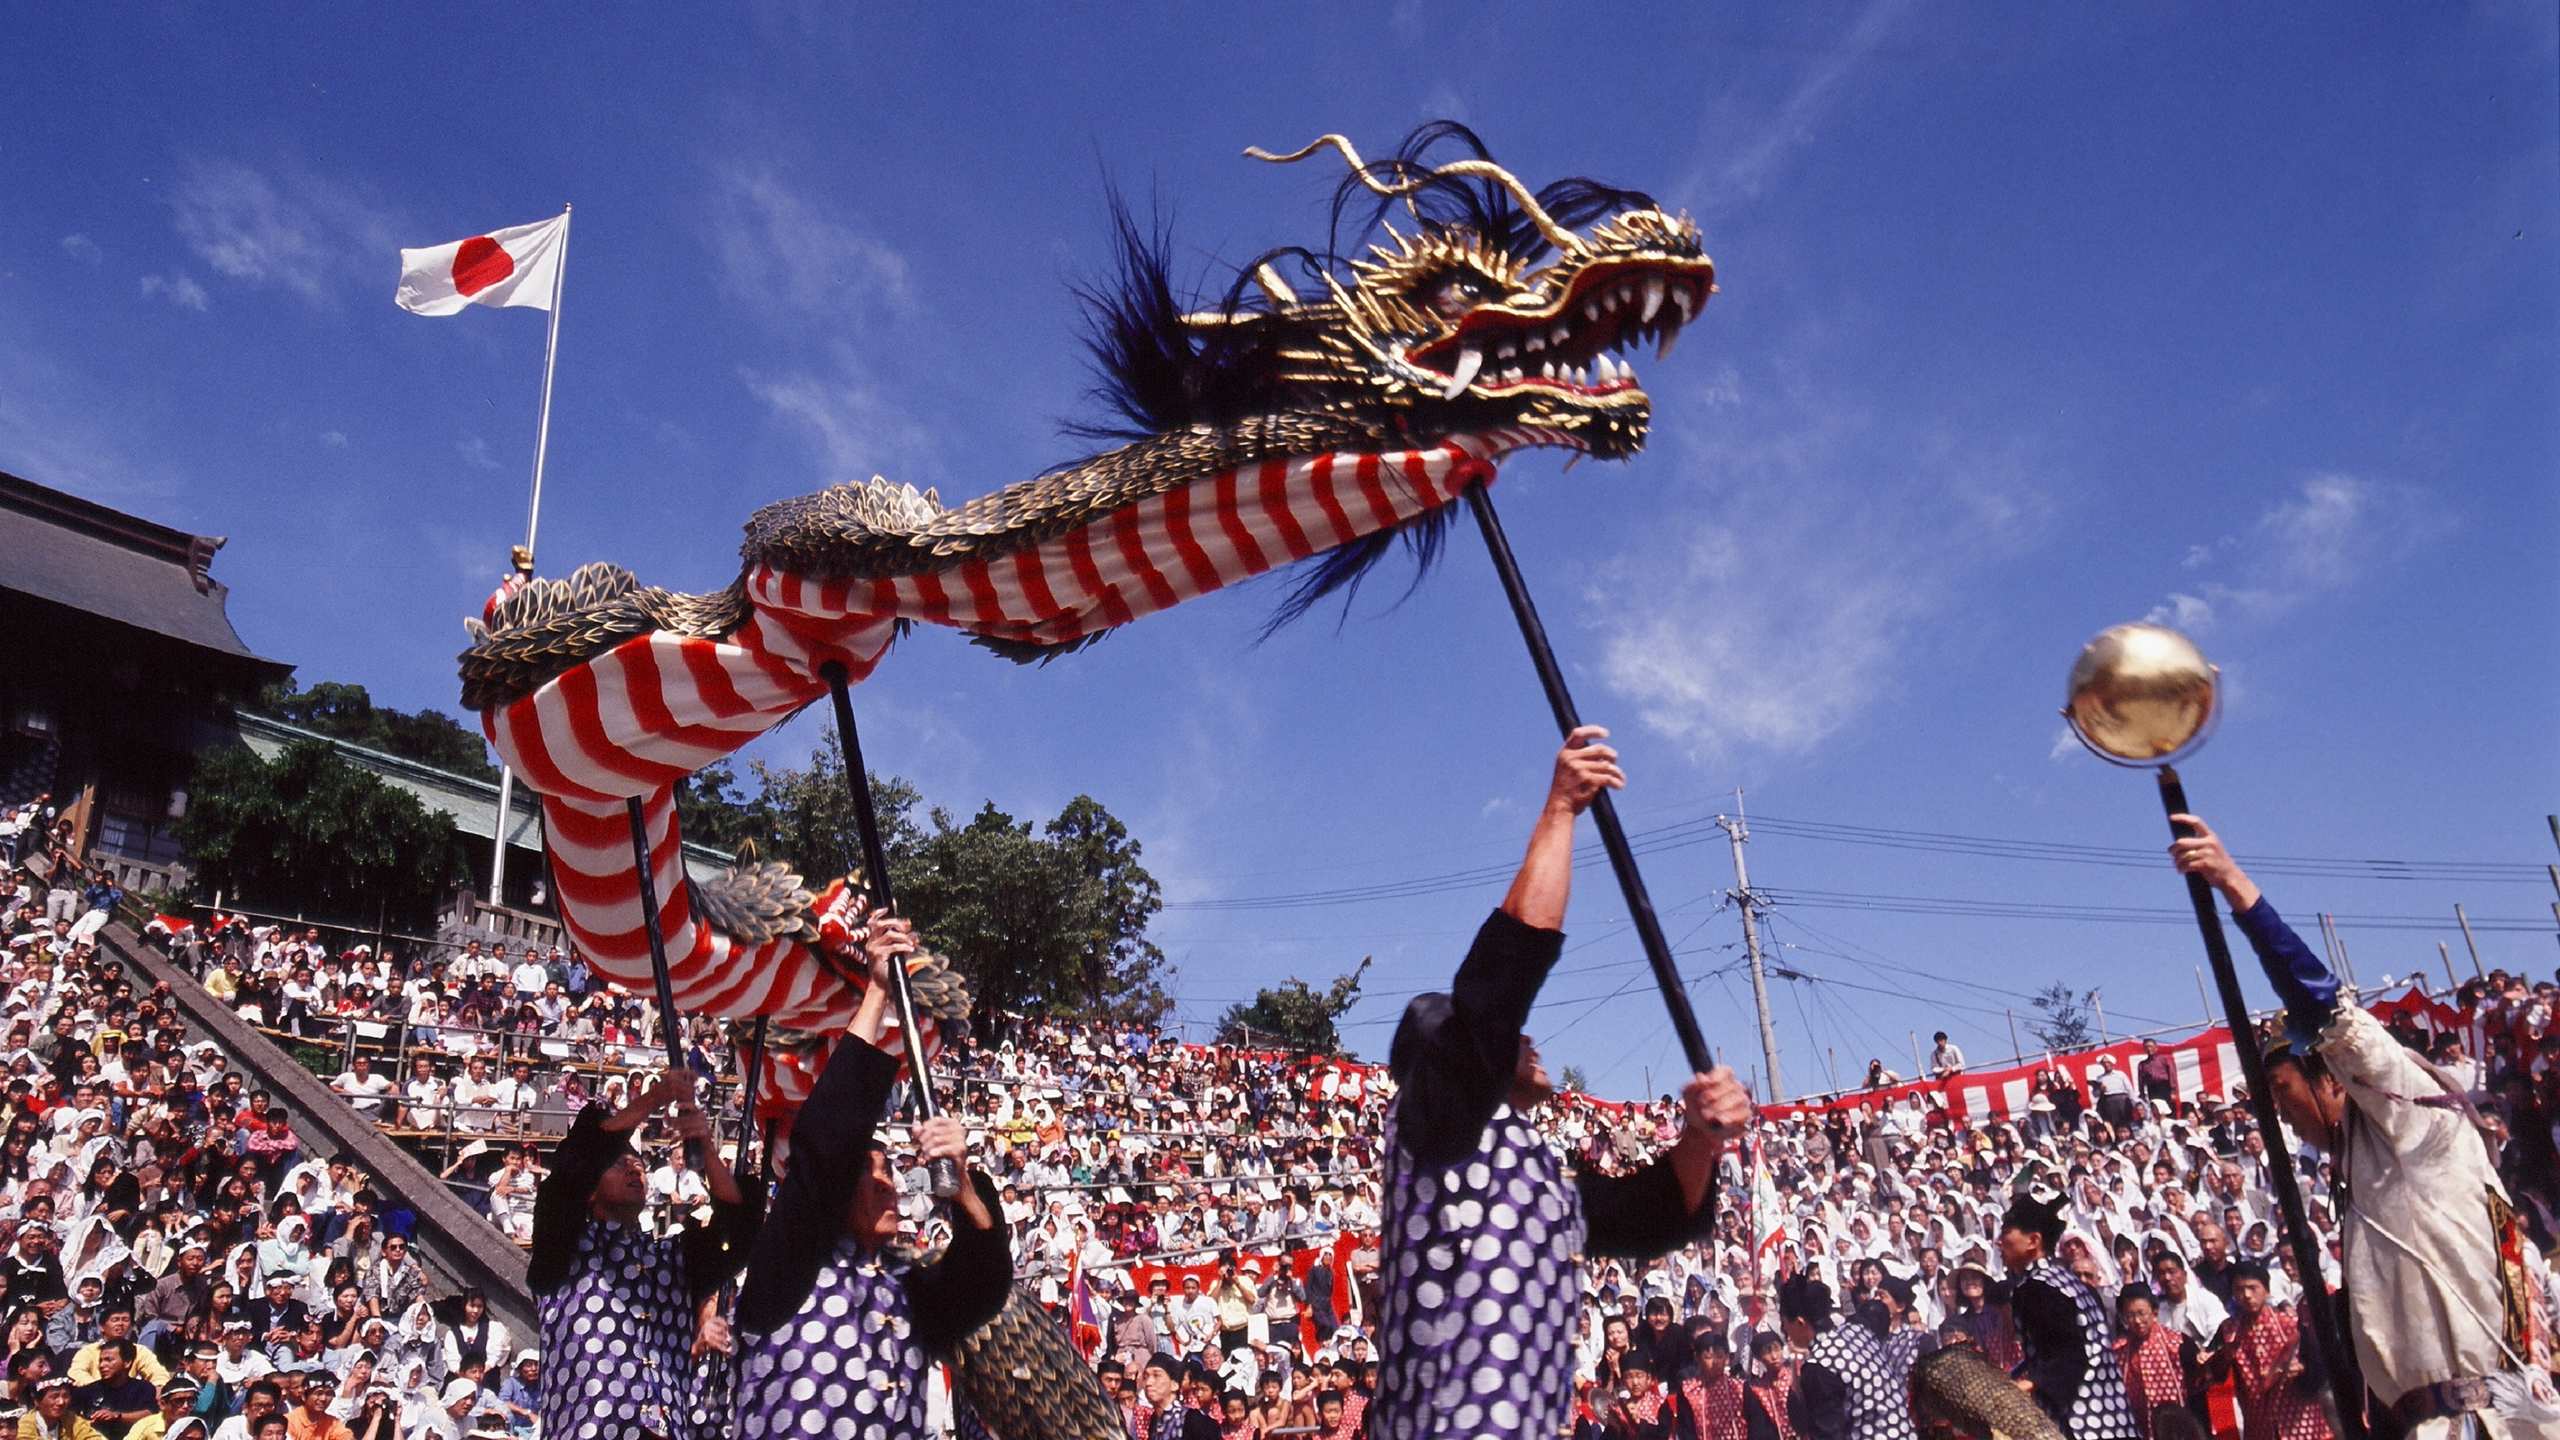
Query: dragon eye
1419 272 1491 320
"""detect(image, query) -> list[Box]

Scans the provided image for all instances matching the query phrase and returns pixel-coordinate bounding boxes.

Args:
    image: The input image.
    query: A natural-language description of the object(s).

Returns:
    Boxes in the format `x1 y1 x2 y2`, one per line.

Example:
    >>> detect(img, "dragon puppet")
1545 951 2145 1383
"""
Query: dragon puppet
460 116 1711 1127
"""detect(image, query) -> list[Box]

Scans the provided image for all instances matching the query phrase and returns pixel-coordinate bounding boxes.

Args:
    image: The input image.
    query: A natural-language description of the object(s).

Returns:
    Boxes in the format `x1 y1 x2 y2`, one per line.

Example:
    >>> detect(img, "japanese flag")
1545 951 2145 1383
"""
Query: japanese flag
395 214 566 316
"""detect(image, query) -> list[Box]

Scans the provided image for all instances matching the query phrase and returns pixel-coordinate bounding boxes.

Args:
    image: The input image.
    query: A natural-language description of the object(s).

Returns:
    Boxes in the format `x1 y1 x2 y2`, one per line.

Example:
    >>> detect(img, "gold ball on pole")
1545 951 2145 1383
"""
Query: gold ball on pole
2060 622 2219 766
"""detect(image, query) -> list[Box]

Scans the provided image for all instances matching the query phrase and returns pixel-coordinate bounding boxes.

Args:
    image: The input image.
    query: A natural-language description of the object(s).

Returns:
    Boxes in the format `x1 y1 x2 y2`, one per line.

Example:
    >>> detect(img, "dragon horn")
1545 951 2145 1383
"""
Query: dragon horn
1245 134 1587 257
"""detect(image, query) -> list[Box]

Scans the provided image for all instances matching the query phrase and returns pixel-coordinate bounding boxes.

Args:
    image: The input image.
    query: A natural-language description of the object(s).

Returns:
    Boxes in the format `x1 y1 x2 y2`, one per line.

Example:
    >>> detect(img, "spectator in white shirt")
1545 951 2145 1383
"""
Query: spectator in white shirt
1927 1032 1966 1078
448 1056 504 1135
332 1056 395 1119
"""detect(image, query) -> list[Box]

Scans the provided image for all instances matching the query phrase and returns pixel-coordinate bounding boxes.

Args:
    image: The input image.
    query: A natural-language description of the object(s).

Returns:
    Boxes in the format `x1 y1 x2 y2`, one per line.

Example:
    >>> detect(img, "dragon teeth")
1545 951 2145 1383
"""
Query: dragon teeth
1540 360 1556 378
1552 324 1571 345
1656 326 1681 362
1641 278 1667 324
1671 287 1695 320
1442 346 1486 399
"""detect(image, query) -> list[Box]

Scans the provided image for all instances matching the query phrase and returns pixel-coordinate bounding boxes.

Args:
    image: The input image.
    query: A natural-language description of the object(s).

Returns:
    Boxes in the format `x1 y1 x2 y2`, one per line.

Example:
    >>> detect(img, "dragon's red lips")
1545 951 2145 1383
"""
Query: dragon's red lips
1407 255 1714 400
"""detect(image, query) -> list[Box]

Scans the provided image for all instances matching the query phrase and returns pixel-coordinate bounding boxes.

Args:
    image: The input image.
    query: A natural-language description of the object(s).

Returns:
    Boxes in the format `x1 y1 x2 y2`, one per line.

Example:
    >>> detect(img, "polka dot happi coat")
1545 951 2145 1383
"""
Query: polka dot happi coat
2023 1258 2140 1440
736 1237 928 1439
1371 1100 1584 1440
540 1219 700 1440
1804 1322 1917 1440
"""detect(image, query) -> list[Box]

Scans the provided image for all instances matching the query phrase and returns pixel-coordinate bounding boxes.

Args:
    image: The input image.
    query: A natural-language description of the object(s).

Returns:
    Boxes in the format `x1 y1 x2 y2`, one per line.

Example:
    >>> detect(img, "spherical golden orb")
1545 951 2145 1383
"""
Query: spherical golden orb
2061 623 2219 765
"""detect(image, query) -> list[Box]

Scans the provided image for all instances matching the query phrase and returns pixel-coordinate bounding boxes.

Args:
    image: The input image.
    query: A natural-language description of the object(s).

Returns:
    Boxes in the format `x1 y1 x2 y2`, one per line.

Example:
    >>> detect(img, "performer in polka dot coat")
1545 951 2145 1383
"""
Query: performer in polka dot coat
1780 1275 1915 1440
530 1066 764 1440
2001 1192 2140 1440
732 915 1011 1440
1369 729 1755 1440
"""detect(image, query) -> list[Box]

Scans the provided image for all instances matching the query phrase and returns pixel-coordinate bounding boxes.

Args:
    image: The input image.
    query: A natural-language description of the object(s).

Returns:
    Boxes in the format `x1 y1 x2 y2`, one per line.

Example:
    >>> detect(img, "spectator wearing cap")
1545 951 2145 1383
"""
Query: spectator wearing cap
169 1349 224 1424
213 1324 272 1393
23 1374 105 1440
69 1338 151 1440
119 1376 194 1440
1870 1276 1930 1386
491 1353 537 1437
280 1371 346 1440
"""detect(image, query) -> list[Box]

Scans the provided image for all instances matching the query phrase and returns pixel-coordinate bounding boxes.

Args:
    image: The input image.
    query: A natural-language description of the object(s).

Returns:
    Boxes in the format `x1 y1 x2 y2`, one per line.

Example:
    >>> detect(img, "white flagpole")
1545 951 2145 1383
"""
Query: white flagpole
489 204 571 909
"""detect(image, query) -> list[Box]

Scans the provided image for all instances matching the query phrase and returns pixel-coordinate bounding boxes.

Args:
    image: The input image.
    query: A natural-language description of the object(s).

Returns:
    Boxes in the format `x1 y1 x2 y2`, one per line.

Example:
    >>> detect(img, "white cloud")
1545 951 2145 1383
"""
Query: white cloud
139 272 211 311
740 348 936 482
169 158 397 307
456 435 501 472
318 430 350 449
1588 377 2050 761
2146 473 2450 632
707 166 912 329
1708 0 1915 201
59 234 102 266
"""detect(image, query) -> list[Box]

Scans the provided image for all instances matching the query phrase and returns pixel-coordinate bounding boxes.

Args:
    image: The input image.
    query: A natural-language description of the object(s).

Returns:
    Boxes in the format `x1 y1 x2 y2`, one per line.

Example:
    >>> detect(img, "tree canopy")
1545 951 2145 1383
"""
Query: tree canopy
1215 960 1370 1054
2027 981 2098 1051
256 681 498 782
175 739 472 931
671 734 1171 1033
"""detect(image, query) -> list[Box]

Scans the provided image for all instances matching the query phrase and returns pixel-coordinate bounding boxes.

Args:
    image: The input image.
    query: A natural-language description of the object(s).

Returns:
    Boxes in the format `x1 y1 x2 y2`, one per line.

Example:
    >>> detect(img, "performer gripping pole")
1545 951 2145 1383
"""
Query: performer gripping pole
530 1067 761 1440
732 913 1011 1440
2168 817 2558 1439
821 660 961 1202
1368 728 1751 1440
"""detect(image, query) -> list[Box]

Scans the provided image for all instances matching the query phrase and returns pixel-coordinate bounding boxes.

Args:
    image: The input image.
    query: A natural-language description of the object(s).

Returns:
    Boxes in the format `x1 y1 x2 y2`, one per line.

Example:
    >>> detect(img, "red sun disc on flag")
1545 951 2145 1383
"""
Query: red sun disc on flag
452 236 515 296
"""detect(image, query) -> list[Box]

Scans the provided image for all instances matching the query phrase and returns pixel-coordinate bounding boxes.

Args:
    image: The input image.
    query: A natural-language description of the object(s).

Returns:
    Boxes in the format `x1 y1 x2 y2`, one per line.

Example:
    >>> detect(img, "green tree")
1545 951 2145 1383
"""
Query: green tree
744 732 925 885
1559 1064 1592 1095
176 740 471 930
256 680 498 781
1217 959 1370 1053
2027 982 2098 1051
673 760 771 856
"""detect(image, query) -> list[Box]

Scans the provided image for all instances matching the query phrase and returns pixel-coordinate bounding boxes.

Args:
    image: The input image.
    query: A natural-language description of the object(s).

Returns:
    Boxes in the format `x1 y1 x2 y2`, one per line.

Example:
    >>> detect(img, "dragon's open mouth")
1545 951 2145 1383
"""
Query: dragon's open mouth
1405 255 1714 402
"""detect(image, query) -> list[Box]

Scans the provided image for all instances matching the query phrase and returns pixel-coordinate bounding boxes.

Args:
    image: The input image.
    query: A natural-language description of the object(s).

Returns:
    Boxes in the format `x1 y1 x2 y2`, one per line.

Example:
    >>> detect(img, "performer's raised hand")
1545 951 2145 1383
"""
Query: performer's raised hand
638 1068 701 1115
860 910 917 986
913 1114 995 1229
2167 814 2261 910
1682 1067 1753 1149
1546 725 1626 815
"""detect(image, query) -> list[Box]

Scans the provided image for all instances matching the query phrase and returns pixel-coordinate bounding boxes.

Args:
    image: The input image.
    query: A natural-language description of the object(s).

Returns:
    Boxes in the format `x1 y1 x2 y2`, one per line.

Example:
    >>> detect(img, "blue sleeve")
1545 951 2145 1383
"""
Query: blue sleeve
2228 897 2338 1037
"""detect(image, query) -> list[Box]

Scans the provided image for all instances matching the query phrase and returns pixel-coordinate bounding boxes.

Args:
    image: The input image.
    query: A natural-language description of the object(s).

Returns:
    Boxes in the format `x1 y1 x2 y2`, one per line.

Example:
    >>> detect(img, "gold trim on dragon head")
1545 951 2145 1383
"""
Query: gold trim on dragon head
1222 129 1716 461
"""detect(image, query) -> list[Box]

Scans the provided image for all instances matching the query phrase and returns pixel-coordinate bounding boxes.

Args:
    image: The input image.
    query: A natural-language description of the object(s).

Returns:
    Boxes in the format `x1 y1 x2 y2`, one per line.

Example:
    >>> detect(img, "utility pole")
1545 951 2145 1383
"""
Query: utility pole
2454 904 2485 979
1718 795 1785 1101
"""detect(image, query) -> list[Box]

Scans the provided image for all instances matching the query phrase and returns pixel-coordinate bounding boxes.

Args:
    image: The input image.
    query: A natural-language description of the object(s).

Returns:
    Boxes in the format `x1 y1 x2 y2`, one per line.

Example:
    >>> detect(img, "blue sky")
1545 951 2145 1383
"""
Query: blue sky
6 4 2555 1099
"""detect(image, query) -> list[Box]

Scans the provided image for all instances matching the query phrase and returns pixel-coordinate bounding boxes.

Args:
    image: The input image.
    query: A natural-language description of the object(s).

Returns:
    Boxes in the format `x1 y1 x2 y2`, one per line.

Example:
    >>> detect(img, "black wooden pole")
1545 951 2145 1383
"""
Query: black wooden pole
2158 767 2365 1440
1464 484 1715 1076
819 661 961 1199
738 1016 769 1186
624 796 700 1168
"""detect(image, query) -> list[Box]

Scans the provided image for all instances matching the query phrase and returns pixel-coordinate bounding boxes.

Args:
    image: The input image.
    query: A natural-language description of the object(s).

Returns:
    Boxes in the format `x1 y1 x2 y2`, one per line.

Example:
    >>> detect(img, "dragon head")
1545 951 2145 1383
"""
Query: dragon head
1077 122 1713 466
1234 128 1714 461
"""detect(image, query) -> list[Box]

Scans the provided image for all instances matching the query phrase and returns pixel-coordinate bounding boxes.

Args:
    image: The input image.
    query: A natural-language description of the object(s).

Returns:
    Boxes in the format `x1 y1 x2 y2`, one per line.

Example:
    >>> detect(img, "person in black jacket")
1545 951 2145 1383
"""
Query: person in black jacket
529 1055 760 1440
731 913 1009 1440
1368 728 1753 1440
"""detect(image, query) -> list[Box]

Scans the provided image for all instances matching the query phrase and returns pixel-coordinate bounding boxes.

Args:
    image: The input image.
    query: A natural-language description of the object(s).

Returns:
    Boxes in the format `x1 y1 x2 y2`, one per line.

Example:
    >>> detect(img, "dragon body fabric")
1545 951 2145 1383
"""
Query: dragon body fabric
457 123 1715 1109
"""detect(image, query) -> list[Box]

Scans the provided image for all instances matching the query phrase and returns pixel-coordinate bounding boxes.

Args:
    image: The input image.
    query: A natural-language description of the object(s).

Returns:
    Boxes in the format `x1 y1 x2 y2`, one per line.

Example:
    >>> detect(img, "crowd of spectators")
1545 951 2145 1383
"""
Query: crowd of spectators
26 781 2555 1440
2 816 545 1440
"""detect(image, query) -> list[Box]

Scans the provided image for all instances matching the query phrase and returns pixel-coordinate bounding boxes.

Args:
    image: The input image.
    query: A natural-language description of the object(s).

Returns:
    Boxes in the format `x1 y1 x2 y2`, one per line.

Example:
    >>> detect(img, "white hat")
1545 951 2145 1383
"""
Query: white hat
441 1378 481 1406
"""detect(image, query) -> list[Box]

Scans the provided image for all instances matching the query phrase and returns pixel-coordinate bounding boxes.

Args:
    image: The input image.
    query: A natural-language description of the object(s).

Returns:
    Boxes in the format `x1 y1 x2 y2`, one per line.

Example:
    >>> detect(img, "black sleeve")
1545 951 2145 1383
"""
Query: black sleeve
2177 1335 2208 1414
1396 911 1564 1169
2012 1278 2088 1420
734 1038 898 1335
1793 1364 1849 1440
1579 1152 1717 1260
908 1172 1014 1352
529 1103 621 1295
680 1171 768 1304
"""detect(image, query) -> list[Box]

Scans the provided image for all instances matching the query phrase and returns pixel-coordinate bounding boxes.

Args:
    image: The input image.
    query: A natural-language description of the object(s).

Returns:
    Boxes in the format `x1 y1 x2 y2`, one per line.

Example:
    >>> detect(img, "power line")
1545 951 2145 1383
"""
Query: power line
1758 886 2549 932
